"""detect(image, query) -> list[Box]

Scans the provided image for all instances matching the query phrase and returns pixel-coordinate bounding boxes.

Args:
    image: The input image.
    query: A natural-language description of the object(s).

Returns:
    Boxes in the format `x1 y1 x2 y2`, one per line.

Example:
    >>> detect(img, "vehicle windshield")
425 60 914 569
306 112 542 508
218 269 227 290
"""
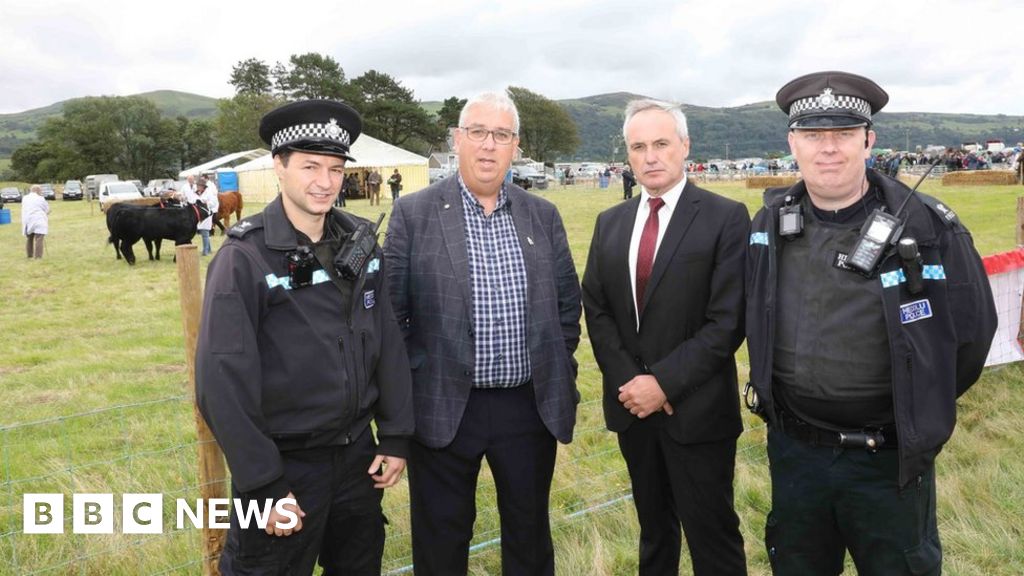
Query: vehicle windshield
66 182 81 190
106 183 140 195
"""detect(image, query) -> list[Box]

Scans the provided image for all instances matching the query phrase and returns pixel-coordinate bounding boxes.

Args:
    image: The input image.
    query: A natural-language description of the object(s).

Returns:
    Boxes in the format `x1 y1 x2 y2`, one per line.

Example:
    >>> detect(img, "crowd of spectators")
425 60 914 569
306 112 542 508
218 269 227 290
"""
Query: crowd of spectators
870 147 1023 177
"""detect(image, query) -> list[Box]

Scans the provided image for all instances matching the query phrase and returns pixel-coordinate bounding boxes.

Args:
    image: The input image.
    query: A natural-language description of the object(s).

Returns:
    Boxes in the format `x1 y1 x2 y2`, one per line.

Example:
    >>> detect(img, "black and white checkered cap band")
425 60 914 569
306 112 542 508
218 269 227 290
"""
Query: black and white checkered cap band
271 121 351 150
788 94 872 122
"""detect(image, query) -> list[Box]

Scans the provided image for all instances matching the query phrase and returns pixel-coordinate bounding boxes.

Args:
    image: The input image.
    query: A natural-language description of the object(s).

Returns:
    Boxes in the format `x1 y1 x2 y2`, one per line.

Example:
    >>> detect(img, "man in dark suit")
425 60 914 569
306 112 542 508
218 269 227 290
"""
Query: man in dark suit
622 166 637 199
582 99 749 575
384 91 581 576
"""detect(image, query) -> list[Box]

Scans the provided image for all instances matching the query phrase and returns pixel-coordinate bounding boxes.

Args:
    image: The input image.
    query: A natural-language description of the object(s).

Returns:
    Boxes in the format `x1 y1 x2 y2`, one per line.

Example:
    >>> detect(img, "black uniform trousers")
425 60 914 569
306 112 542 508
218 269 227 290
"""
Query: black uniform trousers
219 430 385 576
408 383 557 576
766 427 941 576
617 417 747 576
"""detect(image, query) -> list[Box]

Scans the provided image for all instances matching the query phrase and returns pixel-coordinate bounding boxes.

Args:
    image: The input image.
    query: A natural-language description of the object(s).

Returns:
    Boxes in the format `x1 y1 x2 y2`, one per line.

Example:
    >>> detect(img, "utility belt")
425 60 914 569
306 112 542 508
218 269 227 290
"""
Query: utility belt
778 410 897 452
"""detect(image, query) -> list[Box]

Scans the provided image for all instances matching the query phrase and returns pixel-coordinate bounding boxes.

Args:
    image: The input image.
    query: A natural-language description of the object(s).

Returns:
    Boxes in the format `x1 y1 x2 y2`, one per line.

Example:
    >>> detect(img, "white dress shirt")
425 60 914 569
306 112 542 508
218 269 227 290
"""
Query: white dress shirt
628 175 687 327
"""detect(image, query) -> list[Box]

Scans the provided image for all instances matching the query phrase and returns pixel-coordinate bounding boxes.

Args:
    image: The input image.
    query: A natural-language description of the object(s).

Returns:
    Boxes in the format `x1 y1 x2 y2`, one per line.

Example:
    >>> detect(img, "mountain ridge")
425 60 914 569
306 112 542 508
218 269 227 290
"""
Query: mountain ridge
3 91 1022 161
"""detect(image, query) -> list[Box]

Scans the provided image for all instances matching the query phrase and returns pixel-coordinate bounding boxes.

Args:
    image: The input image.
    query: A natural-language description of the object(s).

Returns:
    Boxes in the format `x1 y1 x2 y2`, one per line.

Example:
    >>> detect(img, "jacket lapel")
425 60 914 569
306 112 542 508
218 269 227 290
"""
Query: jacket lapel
619 196 642 329
640 180 701 323
438 180 474 320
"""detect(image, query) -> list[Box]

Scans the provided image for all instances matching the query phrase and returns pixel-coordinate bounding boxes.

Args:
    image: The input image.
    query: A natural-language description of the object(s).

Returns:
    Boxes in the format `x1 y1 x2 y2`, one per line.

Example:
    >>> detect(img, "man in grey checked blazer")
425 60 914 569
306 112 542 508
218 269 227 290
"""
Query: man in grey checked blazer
384 92 581 575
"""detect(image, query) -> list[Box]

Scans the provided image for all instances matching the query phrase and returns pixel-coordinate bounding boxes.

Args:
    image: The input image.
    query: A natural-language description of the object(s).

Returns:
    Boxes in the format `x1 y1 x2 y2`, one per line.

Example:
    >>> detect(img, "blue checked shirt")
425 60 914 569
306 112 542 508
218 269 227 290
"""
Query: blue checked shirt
459 176 531 388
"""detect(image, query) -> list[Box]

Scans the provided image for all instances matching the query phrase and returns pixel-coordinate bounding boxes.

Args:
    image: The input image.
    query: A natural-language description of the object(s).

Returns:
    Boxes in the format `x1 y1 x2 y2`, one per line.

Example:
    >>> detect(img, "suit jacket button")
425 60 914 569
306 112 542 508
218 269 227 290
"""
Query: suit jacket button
468 329 475 337
463 370 473 376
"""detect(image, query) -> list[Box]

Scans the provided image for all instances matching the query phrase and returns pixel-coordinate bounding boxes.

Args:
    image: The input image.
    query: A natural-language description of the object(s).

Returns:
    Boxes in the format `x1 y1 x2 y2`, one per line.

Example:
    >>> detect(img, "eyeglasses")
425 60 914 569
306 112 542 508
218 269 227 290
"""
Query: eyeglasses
460 126 517 145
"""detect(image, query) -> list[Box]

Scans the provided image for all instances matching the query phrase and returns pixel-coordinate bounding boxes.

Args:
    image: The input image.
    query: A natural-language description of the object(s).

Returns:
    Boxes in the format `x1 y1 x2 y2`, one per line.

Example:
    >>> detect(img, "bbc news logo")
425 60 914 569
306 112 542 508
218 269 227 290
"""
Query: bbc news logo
23 494 299 534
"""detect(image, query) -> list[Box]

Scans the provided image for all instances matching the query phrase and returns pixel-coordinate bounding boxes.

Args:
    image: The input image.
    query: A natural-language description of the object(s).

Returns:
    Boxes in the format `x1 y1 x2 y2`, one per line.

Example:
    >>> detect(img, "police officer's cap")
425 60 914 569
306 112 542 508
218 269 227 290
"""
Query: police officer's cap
776 71 888 129
259 99 362 161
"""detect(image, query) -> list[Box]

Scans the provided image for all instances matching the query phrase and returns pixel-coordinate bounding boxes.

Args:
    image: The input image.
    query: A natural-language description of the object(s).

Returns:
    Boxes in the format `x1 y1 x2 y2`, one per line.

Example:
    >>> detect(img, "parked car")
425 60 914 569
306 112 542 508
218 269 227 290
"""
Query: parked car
63 180 83 200
98 181 143 209
144 178 176 197
429 168 452 184
37 184 56 200
127 179 145 194
510 166 548 190
1 187 21 203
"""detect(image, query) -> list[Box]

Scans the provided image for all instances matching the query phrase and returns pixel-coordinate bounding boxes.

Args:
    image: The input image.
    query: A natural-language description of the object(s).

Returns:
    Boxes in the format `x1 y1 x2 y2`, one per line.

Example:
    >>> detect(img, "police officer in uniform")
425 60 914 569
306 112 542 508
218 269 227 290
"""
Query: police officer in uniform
745 72 997 575
196 99 414 575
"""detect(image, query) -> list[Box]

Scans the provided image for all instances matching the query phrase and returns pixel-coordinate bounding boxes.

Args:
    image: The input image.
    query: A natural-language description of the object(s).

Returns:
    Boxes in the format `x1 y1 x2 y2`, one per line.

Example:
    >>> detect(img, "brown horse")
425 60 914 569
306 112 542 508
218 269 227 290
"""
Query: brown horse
213 191 244 235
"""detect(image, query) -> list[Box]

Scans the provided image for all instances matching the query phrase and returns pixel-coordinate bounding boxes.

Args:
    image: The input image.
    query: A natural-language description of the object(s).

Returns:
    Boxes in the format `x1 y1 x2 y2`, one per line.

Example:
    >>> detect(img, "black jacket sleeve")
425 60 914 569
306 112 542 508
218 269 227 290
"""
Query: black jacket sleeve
195 243 288 499
944 225 997 397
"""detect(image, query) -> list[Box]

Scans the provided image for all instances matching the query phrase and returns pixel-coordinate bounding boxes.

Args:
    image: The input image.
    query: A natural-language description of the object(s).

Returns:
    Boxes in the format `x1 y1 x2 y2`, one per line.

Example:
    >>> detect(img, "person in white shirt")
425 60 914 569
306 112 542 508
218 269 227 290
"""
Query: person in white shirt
22 185 51 258
177 175 196 205
195 177 220 255
205 173 219 197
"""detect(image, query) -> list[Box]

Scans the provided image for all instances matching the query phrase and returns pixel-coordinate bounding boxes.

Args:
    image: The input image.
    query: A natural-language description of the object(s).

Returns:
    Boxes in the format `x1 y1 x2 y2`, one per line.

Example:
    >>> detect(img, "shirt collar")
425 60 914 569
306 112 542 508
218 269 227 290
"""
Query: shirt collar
458 173 509 214
639 172 687 211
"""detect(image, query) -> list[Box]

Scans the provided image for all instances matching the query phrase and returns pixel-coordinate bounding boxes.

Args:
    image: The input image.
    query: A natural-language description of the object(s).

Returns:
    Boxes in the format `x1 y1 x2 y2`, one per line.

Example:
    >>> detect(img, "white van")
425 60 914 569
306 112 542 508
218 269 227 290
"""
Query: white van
85 174 119 200
98 181 143 209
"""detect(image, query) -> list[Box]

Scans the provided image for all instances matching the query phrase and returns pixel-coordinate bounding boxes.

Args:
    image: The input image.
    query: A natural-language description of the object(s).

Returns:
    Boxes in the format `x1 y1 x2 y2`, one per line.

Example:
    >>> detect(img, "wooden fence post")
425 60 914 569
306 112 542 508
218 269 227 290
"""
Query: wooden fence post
176 244 227 576
1017 197 1024 247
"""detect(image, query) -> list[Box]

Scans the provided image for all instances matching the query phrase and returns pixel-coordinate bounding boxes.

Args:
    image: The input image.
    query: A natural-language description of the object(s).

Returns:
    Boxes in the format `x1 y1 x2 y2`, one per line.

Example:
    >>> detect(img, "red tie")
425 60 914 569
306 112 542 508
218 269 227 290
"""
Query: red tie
636 197 665 316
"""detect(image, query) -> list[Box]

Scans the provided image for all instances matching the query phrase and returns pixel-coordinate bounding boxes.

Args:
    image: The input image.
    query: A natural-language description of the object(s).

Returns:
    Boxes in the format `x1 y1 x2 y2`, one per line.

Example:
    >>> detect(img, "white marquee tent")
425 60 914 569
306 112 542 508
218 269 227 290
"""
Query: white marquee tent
177 149 268 179
232 135 429 203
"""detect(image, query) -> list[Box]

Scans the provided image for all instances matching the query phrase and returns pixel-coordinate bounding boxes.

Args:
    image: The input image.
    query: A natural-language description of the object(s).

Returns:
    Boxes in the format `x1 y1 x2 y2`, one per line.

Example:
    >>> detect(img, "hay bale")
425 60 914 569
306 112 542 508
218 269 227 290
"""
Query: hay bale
745 175 801 189
898 175 920 187
99 197 161 213
941 171 1018 186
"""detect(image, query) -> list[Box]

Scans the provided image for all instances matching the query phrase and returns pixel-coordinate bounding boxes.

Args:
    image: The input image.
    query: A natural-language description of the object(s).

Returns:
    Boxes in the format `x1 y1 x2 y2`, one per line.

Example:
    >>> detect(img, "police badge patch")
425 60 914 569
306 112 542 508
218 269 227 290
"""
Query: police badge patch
899 299 933 324
363 290 376 309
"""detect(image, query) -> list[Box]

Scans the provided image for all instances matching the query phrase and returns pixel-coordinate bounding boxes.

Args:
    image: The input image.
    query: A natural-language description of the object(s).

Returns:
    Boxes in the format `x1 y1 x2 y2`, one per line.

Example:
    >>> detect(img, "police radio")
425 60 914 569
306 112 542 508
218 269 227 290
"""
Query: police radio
335 212 386 280
846 208 903 275
846 158 943 277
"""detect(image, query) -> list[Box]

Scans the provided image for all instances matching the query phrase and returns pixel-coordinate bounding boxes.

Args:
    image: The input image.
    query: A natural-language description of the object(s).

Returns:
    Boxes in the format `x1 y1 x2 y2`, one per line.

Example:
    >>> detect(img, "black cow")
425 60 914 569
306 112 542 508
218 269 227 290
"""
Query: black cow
106 200 211 265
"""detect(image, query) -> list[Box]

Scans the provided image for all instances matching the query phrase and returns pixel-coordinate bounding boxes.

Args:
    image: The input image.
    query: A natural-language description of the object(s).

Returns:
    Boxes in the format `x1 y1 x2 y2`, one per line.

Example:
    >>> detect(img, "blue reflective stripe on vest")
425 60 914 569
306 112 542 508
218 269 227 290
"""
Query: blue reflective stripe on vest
880 265 946 289
265 269 331 291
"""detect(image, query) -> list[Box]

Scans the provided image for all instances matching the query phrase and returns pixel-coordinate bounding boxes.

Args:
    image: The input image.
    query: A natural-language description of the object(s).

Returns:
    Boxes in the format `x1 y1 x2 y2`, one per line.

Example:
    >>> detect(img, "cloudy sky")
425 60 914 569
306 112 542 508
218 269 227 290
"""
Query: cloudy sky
2 0 1021 116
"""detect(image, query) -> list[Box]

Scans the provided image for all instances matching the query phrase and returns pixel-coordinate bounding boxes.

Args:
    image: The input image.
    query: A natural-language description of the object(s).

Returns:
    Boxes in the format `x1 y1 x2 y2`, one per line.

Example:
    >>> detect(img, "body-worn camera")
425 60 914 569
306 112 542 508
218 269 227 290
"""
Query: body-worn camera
287 246 316 288
778 195 803 238
336 213 386 280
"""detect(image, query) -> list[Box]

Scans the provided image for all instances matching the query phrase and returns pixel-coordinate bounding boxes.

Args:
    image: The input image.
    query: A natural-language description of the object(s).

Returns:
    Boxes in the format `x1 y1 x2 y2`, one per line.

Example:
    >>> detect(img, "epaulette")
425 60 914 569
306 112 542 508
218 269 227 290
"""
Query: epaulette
227 213 264 238
915 192 962 229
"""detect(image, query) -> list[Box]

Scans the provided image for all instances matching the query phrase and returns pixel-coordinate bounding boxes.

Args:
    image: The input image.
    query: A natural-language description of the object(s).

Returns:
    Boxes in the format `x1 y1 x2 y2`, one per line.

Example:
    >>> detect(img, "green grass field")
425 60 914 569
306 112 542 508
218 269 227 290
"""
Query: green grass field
2 181 1023 575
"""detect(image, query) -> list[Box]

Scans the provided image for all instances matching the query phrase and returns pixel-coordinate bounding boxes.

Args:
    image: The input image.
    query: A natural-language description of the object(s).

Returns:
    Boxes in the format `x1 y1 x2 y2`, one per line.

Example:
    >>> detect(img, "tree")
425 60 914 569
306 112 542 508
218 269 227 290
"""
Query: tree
435 96 467 144
215 93 285 152
506 86 580 163
229 58 272 96
274 53 347 100
349 70 441 147
179 117 218 170
14 96 181 181
10 141 49 182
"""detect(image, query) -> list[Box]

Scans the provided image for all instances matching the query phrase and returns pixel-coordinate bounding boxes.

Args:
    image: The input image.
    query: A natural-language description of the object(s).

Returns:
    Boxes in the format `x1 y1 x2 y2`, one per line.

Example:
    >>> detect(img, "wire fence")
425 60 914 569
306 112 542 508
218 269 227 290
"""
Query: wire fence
0 390 769 575
5 242 1020 574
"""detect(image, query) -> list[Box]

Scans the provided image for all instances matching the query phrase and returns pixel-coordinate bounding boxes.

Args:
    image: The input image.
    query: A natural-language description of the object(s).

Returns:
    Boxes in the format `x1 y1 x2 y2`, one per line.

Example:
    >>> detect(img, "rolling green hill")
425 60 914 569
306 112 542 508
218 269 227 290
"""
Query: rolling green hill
2 90 1021 162
558 92 1024 161
0 90 218 156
